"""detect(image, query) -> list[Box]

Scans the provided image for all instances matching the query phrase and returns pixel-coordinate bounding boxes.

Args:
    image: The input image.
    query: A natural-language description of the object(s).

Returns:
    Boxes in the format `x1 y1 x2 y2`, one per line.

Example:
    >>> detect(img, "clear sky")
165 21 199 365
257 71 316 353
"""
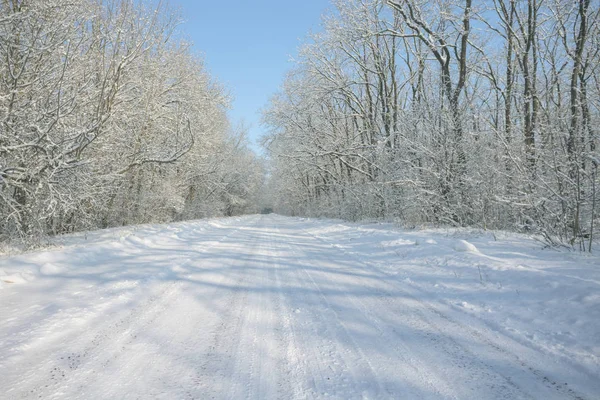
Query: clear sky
171 0 331 153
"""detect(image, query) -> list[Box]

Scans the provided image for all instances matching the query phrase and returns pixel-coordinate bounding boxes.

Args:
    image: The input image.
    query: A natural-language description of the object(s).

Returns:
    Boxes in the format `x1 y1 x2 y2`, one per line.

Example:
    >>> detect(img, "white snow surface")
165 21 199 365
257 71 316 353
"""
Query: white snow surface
453 239 479 253
0 214 599 399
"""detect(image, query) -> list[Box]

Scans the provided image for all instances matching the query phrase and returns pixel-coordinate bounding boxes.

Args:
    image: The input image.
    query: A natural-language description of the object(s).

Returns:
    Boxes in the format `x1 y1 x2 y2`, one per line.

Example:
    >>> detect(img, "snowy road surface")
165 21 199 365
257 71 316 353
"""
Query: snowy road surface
1 215 599 399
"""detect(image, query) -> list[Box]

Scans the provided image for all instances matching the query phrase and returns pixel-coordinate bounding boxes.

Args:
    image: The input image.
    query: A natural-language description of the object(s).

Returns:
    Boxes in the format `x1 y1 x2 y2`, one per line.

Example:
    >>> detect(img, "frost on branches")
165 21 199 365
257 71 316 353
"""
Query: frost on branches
262 0 600 250
0 0 263 245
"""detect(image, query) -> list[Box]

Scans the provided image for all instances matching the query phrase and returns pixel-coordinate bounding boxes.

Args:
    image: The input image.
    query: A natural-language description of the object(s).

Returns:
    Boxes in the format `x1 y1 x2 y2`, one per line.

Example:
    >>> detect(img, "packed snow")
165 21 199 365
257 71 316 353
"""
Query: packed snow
0 214 598 399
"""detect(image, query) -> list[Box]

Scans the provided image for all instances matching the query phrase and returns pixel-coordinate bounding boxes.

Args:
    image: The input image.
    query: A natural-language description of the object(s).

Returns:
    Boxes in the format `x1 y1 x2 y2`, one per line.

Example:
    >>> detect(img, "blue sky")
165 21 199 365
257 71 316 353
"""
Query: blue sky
172 0 331 152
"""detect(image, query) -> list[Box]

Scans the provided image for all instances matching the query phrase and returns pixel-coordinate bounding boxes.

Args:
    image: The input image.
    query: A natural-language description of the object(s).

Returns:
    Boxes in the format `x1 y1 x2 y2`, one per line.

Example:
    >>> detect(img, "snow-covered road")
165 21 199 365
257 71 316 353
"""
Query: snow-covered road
1 215 599 399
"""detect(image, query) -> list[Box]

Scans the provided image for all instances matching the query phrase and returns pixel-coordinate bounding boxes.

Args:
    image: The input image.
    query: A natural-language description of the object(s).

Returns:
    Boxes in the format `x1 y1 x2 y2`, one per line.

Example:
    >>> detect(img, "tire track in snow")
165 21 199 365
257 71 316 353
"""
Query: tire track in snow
268 223 332 399
303 224 591 400
188 219 274 399
9 218 254 400
273 228 398 398
86 216 262 400
281 232 451 399
17 280 183 399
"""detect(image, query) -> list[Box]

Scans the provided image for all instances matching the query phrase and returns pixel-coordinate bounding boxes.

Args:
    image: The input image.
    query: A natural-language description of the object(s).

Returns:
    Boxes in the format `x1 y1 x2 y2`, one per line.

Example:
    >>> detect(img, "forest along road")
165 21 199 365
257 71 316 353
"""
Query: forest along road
1 215 598 399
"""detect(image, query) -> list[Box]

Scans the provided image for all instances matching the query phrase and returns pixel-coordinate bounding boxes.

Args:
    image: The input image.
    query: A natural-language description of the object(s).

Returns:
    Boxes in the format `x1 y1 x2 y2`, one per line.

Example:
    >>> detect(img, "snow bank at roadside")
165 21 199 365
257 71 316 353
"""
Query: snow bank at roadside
0 215 250 290
39 263 68 275
297 217 600 377
453 239 479 252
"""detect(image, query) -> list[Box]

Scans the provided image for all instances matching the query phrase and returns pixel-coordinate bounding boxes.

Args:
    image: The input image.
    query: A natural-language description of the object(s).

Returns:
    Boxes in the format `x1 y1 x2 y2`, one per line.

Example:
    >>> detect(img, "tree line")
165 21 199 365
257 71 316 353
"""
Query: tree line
1 0 263 244
263 0 599 250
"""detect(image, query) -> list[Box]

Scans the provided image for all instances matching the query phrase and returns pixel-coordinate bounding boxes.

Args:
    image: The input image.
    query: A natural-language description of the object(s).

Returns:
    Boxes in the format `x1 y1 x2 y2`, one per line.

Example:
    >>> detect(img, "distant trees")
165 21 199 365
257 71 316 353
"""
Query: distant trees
262 0 600 249
0 0 263 244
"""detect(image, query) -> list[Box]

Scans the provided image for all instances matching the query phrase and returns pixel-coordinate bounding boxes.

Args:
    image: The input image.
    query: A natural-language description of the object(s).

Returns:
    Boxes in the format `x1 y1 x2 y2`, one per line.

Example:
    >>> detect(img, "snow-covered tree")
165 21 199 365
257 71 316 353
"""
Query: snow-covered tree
262 0 600 249
0 0 264 244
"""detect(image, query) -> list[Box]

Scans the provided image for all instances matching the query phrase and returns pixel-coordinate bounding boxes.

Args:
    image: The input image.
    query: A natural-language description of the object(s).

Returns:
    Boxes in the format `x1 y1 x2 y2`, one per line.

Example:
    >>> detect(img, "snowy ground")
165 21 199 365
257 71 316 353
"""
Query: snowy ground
0 214 599 399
